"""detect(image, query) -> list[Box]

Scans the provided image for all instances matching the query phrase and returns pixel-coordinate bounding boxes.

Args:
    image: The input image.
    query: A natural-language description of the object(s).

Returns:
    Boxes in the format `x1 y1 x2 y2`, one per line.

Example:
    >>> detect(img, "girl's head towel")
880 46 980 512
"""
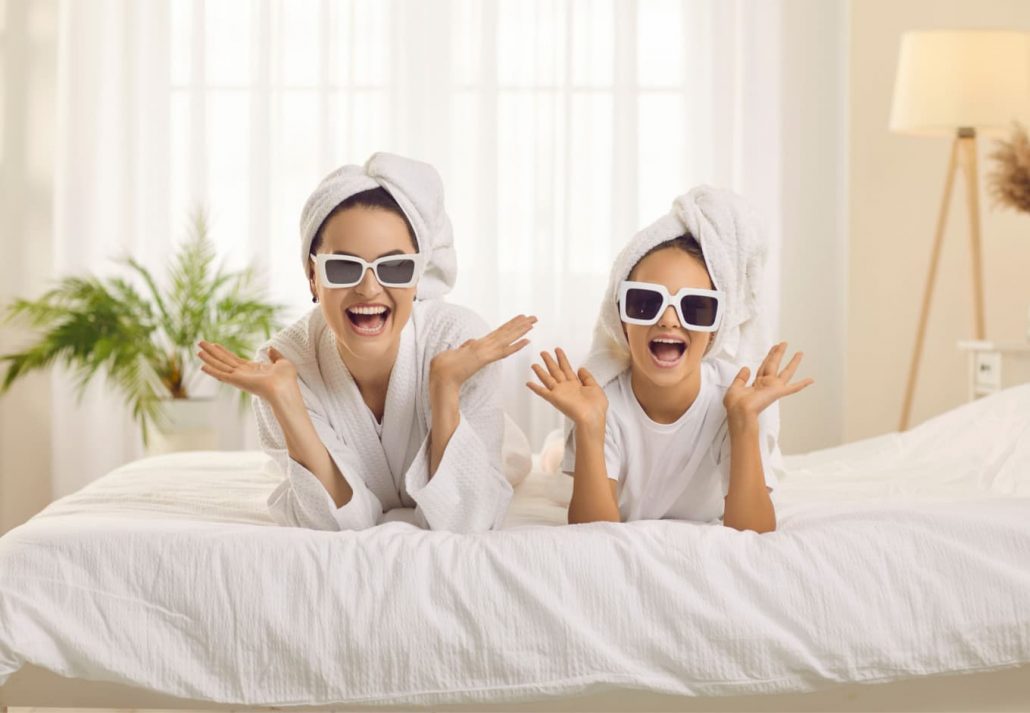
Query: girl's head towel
299 153 457 300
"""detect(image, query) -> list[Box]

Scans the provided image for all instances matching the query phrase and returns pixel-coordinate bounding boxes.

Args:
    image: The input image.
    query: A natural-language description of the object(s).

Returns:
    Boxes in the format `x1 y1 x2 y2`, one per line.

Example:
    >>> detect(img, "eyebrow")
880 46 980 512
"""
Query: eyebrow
330 249 407 259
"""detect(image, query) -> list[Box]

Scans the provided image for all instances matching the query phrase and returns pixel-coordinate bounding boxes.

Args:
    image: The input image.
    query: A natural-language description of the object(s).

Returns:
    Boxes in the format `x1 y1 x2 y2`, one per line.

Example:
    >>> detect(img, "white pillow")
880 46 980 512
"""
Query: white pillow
501 414 532 487
539 427 565 475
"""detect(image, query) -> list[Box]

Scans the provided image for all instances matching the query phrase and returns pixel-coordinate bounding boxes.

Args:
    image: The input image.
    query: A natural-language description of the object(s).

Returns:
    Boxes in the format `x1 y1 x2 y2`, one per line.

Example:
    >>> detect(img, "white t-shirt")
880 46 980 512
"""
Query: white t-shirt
562 359 783 523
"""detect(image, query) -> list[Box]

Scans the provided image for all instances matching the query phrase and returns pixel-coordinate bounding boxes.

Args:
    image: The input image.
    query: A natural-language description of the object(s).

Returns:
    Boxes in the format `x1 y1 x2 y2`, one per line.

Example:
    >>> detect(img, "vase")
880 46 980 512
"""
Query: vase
146 398 218 456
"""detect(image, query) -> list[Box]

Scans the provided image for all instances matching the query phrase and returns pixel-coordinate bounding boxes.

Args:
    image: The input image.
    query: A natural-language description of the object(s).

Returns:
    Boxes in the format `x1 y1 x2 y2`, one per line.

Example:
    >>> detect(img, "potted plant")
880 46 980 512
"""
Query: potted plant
0 211 283 454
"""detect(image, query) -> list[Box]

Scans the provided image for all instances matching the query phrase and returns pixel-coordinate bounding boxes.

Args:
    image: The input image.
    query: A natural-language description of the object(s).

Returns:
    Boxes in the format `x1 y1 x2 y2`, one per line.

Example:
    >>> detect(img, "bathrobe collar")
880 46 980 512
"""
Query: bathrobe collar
317 316 421 507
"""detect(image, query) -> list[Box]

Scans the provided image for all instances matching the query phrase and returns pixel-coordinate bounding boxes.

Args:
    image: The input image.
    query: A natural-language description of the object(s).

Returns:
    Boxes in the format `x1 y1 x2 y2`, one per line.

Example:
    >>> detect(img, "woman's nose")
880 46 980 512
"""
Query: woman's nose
355 266 381 296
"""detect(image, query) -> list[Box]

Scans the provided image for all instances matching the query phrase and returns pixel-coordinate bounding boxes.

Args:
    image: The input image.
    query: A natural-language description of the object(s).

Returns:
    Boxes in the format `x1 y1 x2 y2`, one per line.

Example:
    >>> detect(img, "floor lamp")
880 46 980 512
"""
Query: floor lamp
890 30 1030 431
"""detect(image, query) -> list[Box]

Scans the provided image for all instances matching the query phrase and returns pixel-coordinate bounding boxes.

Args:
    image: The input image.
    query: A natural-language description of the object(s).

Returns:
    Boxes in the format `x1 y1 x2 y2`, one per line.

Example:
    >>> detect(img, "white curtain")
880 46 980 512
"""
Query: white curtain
49 0 786 495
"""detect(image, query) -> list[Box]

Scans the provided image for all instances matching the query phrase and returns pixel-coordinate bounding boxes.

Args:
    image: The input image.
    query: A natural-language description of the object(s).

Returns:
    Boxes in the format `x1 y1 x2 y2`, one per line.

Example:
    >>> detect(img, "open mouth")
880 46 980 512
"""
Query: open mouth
648 337 687 367
345 304 391 337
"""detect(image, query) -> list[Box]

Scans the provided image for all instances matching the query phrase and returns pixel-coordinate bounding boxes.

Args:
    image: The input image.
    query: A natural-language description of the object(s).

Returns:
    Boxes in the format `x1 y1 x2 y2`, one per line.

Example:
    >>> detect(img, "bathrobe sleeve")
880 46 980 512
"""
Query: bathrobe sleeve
400 310 514 532
255 382 385 531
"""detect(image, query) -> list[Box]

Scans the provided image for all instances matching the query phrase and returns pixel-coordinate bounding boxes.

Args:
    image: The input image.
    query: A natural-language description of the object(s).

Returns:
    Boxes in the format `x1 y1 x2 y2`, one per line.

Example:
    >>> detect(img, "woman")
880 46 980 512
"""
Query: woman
198 153 534 532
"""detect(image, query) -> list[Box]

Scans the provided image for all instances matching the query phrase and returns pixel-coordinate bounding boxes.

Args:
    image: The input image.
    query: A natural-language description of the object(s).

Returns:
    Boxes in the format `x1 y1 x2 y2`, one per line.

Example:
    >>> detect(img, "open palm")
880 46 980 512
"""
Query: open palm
197 340 298 400
430 314 536 389
723 342 813 418
527 348 608 429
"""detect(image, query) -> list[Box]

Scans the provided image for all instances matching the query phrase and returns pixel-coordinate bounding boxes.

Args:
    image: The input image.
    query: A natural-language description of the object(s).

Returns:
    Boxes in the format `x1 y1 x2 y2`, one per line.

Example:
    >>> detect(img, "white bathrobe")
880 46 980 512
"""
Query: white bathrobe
254 300 513 533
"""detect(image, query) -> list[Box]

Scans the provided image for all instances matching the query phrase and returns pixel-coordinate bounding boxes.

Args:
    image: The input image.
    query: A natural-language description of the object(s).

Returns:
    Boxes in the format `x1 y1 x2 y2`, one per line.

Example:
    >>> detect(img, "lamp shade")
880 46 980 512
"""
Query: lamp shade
889 30 1030 136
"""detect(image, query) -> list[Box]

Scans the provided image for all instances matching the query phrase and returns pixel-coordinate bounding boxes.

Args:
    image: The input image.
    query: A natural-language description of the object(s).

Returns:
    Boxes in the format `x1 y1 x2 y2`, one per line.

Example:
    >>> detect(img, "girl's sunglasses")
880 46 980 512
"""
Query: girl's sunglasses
617 280 724 331
310 253 423 288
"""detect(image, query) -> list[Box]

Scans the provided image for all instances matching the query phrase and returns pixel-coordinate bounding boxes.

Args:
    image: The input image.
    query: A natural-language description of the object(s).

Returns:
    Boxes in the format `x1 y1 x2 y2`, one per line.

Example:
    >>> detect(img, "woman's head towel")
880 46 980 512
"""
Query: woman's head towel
583 185 773 391
299 152 457 300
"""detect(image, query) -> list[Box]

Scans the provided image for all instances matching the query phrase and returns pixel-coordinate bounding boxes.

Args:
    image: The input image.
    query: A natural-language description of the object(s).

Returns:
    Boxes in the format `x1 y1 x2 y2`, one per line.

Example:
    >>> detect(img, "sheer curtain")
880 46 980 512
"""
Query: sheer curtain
50 0 786 495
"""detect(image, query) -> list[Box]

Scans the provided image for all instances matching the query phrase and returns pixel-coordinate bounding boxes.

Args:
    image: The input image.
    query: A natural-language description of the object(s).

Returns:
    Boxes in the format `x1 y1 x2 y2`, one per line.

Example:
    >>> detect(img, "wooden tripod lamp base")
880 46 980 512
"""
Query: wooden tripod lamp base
898 127 987 432
889 30 1030 431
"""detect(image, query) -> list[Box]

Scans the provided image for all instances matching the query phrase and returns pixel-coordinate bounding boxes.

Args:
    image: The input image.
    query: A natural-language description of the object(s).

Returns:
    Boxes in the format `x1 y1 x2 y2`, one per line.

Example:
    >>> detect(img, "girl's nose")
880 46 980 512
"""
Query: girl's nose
657 304 679 328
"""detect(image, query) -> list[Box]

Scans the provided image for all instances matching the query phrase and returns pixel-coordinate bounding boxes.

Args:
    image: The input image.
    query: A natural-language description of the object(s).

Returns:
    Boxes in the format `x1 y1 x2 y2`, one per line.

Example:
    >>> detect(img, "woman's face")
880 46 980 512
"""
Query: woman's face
309 206 418 364
623 247 714 390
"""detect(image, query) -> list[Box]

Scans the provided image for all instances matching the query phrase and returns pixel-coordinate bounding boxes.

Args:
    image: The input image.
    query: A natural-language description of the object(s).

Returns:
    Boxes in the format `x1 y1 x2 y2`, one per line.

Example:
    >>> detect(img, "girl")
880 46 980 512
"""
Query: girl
527 187 812 532
199 153 534 532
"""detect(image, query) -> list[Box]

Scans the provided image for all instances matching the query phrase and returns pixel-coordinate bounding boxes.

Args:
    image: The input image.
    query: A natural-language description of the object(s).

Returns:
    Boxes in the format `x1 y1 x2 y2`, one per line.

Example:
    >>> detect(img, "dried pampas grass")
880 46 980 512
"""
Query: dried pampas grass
988 122 1030 214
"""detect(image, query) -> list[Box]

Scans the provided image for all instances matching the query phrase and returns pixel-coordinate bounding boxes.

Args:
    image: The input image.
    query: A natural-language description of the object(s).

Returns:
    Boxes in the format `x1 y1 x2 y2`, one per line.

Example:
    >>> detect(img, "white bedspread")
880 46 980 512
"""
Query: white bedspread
1 387 1029 706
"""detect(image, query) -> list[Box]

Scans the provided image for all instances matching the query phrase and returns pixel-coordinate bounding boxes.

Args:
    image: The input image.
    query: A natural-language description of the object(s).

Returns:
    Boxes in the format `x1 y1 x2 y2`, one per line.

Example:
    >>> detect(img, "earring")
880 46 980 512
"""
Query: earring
311 295 318 304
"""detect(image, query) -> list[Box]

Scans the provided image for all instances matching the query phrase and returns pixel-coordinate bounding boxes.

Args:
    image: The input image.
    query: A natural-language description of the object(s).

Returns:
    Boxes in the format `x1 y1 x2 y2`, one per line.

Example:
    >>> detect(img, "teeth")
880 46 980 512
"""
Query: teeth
347 305 388 315
652 338 685 344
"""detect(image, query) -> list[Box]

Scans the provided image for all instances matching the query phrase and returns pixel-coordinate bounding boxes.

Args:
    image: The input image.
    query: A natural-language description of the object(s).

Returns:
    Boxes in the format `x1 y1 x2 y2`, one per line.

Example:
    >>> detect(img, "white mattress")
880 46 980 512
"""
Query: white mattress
1 386 1029 707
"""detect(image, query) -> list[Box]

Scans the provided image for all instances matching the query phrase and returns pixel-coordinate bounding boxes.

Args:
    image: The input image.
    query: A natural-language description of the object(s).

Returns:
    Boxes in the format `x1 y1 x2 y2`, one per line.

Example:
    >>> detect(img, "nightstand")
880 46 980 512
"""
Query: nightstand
957 340 1030 401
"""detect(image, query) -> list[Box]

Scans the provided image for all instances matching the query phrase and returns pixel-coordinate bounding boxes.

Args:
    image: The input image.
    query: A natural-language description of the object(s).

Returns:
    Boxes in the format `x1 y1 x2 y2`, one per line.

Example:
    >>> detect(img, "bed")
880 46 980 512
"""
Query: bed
1 386 1029 711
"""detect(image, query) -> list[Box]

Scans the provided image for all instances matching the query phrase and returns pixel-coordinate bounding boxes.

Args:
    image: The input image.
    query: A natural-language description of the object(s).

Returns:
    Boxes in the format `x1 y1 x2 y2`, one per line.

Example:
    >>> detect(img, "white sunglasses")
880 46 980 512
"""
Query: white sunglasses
310 253 424 288
617 280 725 331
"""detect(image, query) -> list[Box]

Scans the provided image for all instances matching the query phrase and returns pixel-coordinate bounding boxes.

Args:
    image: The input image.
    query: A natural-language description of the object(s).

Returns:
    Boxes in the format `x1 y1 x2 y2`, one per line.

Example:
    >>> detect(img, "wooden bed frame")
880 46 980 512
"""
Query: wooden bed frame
3 662 1030 712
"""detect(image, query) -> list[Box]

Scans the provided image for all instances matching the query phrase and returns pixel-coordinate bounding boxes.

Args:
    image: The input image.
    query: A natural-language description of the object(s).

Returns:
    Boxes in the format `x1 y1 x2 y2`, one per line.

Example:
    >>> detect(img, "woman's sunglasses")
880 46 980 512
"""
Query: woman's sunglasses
617 280 724 331
310 253 423 288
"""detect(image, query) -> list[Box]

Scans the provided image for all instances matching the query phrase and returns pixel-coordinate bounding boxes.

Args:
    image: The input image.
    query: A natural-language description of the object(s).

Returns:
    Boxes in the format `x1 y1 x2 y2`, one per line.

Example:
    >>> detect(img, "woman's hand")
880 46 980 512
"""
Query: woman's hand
197 340 299 403
429 314 537 393
527 348 608 434
723 341 813 425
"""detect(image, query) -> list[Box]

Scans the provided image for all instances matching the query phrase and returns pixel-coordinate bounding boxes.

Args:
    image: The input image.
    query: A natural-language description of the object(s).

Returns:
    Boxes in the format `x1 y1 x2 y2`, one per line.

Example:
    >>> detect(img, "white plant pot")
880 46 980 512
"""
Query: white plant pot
146 398 218 457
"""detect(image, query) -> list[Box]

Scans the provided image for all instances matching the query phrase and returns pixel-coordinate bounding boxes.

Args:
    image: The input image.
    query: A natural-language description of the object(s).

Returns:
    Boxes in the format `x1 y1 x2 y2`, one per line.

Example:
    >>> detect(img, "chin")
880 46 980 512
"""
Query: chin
339 333 394 359
641 362 696 388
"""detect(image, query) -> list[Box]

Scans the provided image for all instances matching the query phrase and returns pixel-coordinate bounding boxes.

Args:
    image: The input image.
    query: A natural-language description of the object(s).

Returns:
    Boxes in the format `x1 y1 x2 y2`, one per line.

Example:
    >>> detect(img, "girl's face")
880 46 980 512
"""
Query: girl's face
309 206 418 364
622 247 714 389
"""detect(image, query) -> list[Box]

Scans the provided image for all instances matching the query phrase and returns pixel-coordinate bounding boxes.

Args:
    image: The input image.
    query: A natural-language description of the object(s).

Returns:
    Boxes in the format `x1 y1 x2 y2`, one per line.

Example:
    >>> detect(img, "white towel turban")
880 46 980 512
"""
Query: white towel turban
582 185 773 391
299 152 457 300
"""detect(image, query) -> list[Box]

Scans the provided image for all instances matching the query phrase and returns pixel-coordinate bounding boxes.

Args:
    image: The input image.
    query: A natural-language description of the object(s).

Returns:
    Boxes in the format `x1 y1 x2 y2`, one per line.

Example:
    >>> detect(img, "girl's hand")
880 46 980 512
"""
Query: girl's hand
527 348 608 433
197 340 299 402
429 314 537 392
723 341 813 423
